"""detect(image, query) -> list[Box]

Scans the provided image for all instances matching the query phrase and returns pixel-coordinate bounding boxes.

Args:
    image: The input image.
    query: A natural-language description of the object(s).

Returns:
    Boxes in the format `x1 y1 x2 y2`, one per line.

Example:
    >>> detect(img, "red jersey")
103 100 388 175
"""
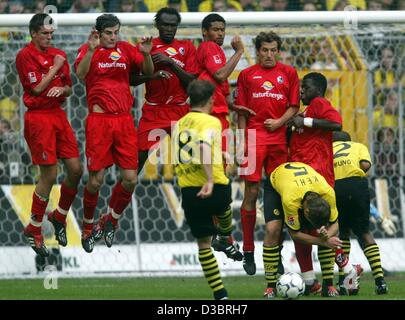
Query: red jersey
16 42 72 111
74 41 144 114
145 38 198 105
197 41 229 114
235 62 300 145
289 96 342 187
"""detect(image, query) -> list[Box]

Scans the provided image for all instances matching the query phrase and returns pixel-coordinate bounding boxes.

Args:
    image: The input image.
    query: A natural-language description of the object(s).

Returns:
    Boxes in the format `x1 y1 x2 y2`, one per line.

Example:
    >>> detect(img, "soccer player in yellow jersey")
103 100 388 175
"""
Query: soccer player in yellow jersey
262 161 362 298
173 79 242 300
333 131 388 295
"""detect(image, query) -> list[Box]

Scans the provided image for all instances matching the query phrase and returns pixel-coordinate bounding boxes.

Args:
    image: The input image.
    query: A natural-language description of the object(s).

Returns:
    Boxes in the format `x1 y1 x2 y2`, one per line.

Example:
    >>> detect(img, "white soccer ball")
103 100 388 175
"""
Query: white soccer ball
276 272 306 299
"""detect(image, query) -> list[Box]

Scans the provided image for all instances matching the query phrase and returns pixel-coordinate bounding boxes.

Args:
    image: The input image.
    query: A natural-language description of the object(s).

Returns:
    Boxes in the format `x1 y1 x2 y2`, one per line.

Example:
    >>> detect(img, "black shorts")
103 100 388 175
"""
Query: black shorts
181 183 232 239
263 178 284 223
334 176 370 237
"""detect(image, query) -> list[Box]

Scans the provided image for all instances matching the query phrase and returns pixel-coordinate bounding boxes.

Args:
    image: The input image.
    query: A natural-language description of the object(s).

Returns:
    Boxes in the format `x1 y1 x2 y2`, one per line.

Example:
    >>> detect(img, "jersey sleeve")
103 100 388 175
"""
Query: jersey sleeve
283 202 301 231
130 43 145 72
235 70 248 107
184 42 199 75
358 143 372 164
16 51 42 92
61 52 72 87
313 99 342 124
200 42 223 76
287 67 300 107
74 44 88 73
324 189 338 225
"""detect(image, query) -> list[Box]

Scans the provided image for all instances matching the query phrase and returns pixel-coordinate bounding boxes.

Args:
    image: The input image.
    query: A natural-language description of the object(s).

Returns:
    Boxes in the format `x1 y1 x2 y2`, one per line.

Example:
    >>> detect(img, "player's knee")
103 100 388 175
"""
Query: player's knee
264 220 282 246
87 178 102 192
244 183 259 204
122 176 137 191
68 164 83 182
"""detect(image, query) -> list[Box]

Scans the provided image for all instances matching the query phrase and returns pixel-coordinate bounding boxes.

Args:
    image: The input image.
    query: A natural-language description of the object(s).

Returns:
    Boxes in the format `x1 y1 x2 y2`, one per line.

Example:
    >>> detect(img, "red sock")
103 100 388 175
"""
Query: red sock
54 183 78 223
83 188 99 231
110 183 133 226
108 182 121 212
241 208 256 252
294 239 314 272
30 192 49 230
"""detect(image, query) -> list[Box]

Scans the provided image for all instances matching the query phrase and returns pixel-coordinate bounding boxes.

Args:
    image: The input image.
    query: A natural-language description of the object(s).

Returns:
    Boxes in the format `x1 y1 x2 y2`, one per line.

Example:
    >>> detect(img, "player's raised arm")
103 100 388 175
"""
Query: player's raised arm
139 36 154 75
76 29 100 80
213 36 244 83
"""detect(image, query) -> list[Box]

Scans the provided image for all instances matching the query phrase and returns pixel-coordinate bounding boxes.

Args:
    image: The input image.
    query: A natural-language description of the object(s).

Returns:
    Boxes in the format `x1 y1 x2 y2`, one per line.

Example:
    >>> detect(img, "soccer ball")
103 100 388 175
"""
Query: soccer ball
276 272 306 299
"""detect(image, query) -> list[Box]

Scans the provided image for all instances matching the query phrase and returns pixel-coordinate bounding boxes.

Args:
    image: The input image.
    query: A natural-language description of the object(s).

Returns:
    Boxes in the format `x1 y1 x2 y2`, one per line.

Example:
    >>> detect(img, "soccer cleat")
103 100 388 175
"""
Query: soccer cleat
212 237 243 261
48 210 67 247
337 283 349 296
242 251 256 275
93 214 106 241
263 287 276 299
343 264 363 293
321 285 339 297
81 229 95 253
304 279 322 295
104 218 116 248
375 279 388 295
214 288 228 300
24 227 49 257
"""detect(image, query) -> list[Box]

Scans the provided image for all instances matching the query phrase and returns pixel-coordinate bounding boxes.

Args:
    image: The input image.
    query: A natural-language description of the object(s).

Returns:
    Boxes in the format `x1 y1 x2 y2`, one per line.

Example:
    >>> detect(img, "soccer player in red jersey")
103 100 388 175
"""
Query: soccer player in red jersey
287 72 343 296
74 14 153 253
131 7 199 173
196 13 253 152
235 32 300 276
16 13 83 257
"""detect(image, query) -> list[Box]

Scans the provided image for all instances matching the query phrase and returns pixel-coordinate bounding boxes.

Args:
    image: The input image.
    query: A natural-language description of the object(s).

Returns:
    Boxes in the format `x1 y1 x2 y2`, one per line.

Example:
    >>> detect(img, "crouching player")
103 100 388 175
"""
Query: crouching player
173 80 242 300
333 131 388 295
262 162 362 298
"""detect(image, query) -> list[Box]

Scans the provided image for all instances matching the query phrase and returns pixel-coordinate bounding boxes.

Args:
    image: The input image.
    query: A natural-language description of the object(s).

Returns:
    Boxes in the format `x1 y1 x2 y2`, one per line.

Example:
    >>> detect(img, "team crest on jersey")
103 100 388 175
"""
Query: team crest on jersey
109 51 121 61
28 72 37 83
277 76 284 84
165 47 178 56
213 55 222 64
287 216 295 226
262 81 274 91
179 47 185 55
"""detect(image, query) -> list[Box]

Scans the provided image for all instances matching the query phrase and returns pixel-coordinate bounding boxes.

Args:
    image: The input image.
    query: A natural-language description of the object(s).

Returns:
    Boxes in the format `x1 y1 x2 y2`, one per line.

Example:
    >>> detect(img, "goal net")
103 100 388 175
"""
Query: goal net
0 12 404 277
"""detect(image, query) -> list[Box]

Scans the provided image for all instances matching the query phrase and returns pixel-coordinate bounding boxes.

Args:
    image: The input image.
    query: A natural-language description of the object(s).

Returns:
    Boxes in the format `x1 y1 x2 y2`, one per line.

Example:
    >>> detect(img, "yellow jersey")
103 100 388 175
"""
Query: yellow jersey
173 111 229 188
333 141 371 180
270 162 338 231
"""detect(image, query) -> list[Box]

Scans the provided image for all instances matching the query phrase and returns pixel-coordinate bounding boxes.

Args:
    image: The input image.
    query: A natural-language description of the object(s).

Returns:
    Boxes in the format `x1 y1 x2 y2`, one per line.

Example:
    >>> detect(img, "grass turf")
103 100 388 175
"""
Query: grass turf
0 272 404 300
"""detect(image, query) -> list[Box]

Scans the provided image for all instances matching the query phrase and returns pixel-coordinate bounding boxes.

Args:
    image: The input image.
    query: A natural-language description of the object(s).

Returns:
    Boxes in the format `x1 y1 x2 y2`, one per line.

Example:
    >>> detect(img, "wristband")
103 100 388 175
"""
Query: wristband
303 117 313 127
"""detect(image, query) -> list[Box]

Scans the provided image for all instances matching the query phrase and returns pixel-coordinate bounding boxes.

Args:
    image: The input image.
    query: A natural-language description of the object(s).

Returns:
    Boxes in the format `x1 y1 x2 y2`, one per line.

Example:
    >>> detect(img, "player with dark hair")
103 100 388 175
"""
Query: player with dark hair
173 79 242 300
16 13 83 257
197 13 253 147
333 131 388 295
262 162 362 299
287 71 343 296
235 31 299 276
75 13 153 252
131 7 199 173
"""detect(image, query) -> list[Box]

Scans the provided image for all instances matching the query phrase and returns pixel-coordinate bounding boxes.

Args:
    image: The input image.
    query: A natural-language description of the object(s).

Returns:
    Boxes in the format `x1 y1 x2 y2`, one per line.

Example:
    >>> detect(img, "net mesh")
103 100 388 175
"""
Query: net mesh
0 22 404 275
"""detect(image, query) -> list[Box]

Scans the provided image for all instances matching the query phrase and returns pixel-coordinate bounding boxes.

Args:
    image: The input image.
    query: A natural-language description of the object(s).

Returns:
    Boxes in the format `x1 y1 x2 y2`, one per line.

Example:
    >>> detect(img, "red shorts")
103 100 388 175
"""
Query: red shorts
211 112 230 152
239 144 288 182
24 109 79 165
85 113 138 171
138 103 190 151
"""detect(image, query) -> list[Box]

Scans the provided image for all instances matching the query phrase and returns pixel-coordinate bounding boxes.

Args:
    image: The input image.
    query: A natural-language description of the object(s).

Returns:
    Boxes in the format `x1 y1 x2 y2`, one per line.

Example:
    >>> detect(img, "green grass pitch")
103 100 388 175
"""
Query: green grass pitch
0 272 404 300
